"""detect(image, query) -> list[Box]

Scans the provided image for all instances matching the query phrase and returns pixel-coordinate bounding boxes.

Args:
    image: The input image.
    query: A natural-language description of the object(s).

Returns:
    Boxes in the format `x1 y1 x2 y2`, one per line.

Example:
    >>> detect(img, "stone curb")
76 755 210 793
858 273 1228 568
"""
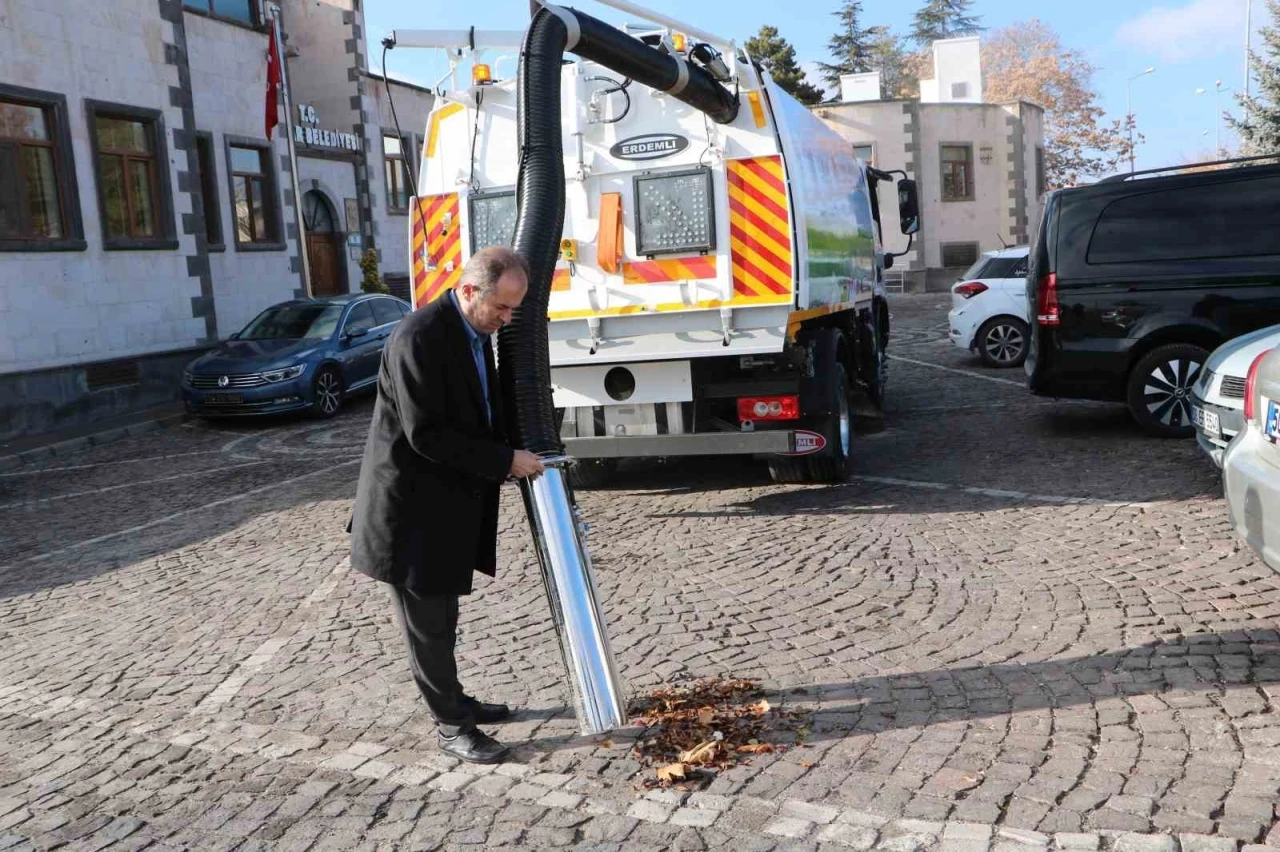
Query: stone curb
0 412 189 472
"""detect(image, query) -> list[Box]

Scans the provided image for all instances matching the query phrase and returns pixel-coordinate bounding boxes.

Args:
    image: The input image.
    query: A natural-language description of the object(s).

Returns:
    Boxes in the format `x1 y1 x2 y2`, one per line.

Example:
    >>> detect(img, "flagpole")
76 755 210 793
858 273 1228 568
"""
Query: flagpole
269 3 312 297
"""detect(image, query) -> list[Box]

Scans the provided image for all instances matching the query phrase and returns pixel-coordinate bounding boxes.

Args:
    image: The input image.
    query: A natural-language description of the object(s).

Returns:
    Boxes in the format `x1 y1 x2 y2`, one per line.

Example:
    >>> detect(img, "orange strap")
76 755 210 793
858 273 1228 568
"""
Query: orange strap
597 192 623 274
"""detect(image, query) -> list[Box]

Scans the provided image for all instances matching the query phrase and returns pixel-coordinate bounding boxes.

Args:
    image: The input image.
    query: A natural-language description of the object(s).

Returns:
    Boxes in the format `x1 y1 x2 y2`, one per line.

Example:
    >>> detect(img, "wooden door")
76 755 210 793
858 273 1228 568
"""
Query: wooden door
307 234 341 297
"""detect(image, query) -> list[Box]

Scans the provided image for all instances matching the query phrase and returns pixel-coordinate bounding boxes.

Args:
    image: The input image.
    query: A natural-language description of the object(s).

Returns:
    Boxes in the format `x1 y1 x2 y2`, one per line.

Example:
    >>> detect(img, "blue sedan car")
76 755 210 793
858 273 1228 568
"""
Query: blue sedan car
181 294 411 418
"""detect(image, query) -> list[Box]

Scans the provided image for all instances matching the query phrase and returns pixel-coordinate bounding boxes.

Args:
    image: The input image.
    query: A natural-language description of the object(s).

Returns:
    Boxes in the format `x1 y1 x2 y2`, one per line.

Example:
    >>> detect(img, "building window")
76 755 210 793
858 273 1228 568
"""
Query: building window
852 144 874 165
228 143 279 247
87 101 176 250
941 242 980 268
941 143 974 202
0 86 86 251
384 135 411 214
195 132 223 250
1035 146 1046 198
182 0 256 26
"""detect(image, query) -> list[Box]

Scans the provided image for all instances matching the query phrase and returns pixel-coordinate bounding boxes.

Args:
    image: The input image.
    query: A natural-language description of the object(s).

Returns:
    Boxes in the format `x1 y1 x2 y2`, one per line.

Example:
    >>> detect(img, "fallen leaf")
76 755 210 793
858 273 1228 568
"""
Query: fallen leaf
656 763 686 782
799 760 816 768
697 707 715 725
599 739 615 749
736 743 776 754
679 740 720 765
752 699 771 714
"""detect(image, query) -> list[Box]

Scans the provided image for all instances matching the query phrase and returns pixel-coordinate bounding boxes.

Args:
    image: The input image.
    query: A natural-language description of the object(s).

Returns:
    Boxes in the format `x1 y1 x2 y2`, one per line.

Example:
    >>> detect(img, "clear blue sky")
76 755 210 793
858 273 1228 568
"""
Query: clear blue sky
363 0 1269 176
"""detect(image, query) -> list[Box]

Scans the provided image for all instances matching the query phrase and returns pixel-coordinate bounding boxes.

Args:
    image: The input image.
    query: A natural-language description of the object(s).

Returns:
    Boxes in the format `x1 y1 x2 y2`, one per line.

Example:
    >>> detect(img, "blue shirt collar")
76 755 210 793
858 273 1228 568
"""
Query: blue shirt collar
449 288 485 346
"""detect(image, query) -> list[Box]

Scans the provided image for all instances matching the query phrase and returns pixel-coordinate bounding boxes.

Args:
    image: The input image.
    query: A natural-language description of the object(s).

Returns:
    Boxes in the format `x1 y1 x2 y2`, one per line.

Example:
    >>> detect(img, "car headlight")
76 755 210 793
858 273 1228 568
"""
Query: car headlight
262 364 306 383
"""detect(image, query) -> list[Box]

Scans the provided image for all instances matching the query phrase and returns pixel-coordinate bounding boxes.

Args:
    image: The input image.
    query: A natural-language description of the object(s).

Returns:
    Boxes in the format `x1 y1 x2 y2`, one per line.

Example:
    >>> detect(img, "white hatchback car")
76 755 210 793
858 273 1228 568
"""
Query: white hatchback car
947 246 1031 368
1223 344 1280 571
1191 324 1280 467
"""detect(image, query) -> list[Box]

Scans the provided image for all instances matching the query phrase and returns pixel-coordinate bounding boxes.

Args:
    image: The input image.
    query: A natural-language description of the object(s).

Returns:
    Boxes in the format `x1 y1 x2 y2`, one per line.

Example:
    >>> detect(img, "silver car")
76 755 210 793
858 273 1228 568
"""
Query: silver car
1223 345 1280 571
1192 325 1280 467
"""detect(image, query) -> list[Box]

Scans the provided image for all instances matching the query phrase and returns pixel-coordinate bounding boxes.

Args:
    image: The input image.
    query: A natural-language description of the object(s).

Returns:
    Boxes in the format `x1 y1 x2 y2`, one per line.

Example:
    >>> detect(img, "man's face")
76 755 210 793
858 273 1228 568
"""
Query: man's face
459 269 528 335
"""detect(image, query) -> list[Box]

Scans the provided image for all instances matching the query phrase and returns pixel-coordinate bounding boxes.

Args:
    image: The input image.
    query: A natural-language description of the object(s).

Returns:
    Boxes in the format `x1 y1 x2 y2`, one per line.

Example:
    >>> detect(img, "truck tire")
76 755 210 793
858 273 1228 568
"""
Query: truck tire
805 361 854 482
568 458 618 489
767 456 809 483
1125 343 1208 438
861 311 888 410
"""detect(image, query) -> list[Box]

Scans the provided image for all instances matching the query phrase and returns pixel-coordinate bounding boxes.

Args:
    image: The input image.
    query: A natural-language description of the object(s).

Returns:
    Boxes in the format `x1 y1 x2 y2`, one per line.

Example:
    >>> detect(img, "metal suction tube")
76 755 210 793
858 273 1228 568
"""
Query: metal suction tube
520 457 626 733
500 4 739 734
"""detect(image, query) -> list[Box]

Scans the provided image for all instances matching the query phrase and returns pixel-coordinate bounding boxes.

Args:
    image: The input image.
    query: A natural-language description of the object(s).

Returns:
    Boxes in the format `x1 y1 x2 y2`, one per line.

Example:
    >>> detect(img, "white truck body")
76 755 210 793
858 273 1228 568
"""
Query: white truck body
405 14 913 481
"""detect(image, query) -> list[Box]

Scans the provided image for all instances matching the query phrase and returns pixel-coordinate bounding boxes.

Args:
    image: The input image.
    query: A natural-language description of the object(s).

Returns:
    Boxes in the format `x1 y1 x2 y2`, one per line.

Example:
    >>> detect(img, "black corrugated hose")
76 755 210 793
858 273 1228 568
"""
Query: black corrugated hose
498 7 568 455
498 5 739 455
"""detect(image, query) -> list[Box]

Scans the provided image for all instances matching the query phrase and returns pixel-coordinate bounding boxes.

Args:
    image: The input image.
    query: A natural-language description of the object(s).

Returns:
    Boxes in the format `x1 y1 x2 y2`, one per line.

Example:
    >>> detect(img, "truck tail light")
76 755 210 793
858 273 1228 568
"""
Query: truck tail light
1036 273 1060 326
954 281 988 299
1244 349 1271 422
738 395 799 422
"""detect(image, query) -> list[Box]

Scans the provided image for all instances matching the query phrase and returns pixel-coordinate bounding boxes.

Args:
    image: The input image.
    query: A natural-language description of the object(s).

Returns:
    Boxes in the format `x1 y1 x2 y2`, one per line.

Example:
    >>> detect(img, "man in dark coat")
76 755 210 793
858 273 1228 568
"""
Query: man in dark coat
349 245 545 764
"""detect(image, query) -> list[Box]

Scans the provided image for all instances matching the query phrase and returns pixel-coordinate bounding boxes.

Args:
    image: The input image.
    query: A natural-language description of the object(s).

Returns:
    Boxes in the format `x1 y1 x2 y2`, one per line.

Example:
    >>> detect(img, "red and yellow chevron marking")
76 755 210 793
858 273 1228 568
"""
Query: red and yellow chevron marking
411 193 462 309
622 256 717 284
726 155 793 304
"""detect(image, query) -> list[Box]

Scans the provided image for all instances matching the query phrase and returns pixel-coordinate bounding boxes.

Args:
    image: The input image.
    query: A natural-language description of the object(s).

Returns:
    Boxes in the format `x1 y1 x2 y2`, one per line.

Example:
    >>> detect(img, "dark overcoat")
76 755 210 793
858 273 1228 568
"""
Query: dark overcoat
349 295 513 594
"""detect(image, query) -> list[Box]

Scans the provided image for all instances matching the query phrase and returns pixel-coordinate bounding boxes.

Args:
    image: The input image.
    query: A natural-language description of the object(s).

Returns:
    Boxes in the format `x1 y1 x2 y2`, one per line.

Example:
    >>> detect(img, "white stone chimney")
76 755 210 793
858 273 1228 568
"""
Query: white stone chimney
918 36 983 104
839 71 883 102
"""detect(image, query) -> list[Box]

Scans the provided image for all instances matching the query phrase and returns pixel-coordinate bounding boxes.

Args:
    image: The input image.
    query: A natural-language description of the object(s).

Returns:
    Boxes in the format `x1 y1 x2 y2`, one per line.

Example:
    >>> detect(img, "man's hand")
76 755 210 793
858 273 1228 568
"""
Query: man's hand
509 450 546 479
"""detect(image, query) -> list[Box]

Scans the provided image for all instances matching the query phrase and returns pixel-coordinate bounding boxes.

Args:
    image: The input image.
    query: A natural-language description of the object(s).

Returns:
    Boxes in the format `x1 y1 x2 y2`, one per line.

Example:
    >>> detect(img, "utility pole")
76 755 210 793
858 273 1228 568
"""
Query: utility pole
1246 0 1253 112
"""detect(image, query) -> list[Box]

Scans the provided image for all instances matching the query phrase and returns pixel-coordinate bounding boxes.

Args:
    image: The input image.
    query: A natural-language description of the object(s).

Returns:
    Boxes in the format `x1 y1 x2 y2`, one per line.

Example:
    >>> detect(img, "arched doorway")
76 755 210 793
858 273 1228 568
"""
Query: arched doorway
303 190 344 297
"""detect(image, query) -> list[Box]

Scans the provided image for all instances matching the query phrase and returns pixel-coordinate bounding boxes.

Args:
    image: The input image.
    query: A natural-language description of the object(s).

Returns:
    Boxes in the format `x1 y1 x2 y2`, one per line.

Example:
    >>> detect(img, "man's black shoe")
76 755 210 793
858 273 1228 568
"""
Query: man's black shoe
463 699 513 724
438 729 509 764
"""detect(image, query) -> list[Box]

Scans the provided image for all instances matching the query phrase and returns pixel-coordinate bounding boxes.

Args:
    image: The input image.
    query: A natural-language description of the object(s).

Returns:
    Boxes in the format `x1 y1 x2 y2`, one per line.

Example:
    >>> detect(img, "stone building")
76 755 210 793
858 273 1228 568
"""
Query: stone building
0 0 433 439
818 37 1046 291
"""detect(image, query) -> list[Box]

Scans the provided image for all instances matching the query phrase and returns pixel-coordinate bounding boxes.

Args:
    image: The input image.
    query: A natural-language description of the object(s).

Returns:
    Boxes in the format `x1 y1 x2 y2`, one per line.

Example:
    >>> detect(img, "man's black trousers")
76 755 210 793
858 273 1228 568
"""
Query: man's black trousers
386 585 475 737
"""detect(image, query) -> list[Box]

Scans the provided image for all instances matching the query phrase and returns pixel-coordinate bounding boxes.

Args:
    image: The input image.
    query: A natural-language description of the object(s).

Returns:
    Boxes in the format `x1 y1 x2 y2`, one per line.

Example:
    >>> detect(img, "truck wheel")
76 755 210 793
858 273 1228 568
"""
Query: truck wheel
568 458 617 489
863 314 888 409
805 361 854 482
1126 343 1208 438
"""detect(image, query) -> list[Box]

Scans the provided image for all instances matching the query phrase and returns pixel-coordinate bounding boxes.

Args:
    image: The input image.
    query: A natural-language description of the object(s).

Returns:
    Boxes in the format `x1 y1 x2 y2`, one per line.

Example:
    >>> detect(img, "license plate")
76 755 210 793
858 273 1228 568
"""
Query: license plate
1267 400 1280 441
1192 406 1220 438
205 392 243 405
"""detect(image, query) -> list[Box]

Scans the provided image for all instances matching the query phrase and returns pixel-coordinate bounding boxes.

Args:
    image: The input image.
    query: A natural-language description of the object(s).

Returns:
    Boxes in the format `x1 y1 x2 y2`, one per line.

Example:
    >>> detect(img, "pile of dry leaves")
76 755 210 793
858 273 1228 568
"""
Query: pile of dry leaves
626 677 811 789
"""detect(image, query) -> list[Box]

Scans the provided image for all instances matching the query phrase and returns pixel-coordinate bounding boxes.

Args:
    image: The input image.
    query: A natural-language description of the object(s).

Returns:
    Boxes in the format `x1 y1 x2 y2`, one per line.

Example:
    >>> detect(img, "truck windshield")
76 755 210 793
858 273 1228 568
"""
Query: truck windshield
240 304 344 340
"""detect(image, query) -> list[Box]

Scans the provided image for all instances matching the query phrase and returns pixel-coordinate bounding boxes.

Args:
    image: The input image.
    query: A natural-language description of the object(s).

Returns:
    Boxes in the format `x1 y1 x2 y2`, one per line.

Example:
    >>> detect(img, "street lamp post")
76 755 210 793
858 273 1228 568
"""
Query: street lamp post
1127 66 1155 174
1196 80 1227 156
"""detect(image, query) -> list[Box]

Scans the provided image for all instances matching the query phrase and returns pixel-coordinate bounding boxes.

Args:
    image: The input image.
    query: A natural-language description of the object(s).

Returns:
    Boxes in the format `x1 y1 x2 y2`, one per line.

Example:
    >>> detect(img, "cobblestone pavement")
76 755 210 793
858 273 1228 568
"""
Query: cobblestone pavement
3 295 1279 852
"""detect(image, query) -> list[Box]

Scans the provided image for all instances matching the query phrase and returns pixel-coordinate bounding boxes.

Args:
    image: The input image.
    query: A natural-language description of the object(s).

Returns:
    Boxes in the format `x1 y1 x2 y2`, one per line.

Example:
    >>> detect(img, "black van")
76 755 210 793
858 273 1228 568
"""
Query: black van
1026 156 1280 437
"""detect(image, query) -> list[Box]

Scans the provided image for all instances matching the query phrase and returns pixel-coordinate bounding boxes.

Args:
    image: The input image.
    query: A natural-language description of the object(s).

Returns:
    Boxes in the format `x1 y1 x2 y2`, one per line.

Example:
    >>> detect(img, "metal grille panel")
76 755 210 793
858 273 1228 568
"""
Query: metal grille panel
1220 375 1247 399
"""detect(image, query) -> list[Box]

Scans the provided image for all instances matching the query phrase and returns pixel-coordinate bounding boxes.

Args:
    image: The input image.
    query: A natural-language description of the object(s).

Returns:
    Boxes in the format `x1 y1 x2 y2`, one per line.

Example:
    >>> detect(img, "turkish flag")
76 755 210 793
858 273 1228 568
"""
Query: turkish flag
265 19 281 140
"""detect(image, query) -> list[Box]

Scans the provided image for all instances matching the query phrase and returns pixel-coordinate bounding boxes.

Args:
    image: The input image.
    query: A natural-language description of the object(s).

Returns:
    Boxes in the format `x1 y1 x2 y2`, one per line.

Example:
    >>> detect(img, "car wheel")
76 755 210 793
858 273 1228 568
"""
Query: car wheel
1126 343 1209 438
312 366 345 419
976 317 1029 368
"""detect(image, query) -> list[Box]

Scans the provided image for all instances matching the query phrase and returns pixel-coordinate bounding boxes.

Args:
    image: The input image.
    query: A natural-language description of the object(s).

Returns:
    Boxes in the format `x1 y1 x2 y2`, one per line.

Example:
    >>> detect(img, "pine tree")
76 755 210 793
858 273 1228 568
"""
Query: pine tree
911 0 982 46
745 25 826 105
817 1 875 91
1229 0 1280 154
866 26 916 98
